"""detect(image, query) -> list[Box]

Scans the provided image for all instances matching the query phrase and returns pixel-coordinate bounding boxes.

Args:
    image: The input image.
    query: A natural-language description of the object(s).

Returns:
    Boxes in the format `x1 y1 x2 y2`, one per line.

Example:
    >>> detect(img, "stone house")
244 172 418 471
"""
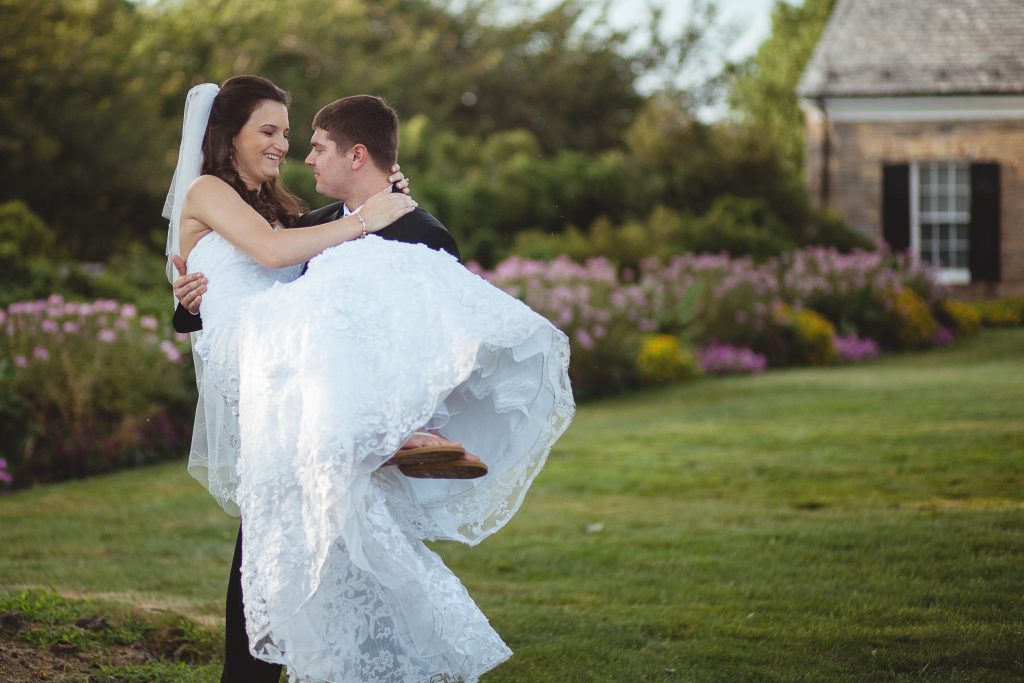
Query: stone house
798 0 1024 295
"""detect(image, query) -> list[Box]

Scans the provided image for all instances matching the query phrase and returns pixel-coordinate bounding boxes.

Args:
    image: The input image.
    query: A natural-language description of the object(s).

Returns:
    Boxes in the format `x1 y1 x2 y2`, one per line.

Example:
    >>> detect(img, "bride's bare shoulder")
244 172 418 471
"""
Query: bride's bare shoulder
186 174 234 200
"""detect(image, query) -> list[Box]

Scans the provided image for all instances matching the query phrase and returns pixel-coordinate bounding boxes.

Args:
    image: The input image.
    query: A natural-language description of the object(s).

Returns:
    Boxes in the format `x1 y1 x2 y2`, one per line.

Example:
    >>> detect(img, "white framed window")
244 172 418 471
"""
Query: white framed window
909 161 970 284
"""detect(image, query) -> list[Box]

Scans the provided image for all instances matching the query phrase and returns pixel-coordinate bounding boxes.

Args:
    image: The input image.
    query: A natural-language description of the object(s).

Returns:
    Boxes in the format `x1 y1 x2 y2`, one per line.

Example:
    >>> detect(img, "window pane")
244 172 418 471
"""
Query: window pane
956 165 969 186
920 164 932 186
955 191 969 213
936 164 949 186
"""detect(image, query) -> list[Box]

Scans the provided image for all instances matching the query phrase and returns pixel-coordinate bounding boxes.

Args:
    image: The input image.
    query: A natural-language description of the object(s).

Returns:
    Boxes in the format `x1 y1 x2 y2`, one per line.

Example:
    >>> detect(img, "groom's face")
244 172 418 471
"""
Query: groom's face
305 128 351 201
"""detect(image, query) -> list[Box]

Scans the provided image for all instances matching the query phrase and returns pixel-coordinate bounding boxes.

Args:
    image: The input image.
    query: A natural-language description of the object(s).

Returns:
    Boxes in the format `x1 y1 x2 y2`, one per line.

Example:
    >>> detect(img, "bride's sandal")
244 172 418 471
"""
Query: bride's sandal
398 457 488 480
384 444 466 467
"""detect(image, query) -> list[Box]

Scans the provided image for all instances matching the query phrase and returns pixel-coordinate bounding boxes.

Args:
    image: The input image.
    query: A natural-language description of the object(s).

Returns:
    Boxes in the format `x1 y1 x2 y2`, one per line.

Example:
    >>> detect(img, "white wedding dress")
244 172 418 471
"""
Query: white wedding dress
187 231 574 683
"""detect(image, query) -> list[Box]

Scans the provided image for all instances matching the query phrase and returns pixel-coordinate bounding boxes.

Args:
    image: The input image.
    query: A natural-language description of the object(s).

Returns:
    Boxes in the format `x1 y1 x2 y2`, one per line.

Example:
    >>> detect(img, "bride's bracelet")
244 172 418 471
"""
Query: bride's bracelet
353 210 368 239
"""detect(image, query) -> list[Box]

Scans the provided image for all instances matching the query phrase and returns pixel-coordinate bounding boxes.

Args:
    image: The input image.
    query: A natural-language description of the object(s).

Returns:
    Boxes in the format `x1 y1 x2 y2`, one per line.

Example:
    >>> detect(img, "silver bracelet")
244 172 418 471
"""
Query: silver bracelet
353 210 367 238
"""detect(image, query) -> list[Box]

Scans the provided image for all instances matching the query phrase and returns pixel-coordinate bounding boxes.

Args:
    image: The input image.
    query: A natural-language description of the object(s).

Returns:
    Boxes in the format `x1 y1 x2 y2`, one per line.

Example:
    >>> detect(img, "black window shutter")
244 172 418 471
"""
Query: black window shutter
969 163 1001 283
882 164 911 253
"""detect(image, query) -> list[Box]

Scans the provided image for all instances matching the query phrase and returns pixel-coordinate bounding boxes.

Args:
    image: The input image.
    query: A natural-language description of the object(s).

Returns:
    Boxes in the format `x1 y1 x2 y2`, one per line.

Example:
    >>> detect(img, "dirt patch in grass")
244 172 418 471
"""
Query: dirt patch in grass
0 597 218 682
0 637 158 682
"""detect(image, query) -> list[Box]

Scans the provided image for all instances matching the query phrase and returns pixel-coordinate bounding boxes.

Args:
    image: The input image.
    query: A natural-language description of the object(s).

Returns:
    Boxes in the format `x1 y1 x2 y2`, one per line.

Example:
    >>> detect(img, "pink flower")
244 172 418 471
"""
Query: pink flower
32 347 50 361
120 304 138 318
575 329 594 349
174 332 190 343
41 320 58 333
13 355 28 367
160 340 182 363
62 321 79 333
97 329 117 343
139 315 159 331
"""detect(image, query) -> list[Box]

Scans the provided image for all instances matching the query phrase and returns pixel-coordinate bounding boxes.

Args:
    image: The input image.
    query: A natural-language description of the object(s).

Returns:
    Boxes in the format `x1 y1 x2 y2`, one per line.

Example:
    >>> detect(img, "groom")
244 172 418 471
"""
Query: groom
171 95 462 683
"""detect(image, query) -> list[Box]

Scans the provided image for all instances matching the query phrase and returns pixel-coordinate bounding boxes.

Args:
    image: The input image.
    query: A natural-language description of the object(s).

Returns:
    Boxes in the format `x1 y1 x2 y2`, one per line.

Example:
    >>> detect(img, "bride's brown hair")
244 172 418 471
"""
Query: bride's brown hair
202 75 304 227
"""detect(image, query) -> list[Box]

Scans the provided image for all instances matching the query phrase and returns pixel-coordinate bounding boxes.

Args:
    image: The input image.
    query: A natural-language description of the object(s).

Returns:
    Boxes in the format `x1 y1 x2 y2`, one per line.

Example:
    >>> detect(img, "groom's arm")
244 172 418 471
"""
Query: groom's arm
170 255 205 333
172 303 203 334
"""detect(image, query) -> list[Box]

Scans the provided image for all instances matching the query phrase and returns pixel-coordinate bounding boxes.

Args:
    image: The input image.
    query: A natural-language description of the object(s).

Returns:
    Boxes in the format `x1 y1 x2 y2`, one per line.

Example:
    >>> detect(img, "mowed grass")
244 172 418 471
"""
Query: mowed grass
1 330 1022 681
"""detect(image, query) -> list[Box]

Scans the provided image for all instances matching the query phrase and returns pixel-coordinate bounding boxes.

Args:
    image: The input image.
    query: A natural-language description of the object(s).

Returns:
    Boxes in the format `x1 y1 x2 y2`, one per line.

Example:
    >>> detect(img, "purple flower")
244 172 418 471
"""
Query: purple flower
932 326 955 347
698 344 767 375
575 329 594 349
63 321 79 333
139 315 159 331
120 304 138 318
834 335 880 362
13 355 28 367
32 347 50 361
41 319 58 333
97 329 117 343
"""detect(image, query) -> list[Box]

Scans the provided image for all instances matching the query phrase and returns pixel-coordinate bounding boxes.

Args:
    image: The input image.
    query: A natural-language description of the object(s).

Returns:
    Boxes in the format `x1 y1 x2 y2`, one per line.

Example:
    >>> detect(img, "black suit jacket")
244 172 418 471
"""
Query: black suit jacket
171 202 460 334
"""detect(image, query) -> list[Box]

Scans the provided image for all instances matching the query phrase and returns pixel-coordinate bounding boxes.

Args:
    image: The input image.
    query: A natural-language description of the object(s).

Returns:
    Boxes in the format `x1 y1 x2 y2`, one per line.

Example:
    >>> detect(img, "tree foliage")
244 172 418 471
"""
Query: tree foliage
727 0 837 173
1 0 859 274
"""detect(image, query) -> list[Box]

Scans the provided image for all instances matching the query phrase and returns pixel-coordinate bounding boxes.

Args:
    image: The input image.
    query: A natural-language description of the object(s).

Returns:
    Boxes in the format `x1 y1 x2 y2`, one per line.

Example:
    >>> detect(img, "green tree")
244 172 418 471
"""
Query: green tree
728 0 836 173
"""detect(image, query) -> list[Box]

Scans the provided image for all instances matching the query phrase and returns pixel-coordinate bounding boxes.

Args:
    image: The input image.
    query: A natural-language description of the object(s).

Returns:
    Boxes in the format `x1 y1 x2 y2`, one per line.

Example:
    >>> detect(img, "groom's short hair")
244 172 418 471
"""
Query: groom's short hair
312 95 398 172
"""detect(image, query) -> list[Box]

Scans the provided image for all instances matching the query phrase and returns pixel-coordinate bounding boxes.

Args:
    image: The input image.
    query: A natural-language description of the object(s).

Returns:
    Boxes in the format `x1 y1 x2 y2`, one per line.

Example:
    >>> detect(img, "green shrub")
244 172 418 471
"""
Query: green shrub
0 201 66 307
680 195 796 259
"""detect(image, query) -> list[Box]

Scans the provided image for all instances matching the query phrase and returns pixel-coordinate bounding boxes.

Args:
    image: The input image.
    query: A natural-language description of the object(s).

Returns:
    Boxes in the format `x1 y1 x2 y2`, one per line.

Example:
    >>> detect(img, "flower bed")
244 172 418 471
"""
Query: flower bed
474 247 978 398
0 295 194 490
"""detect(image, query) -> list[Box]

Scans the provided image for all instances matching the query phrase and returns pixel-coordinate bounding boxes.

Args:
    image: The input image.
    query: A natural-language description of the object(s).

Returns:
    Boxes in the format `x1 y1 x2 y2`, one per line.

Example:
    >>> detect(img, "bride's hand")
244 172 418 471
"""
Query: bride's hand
357 188 417 232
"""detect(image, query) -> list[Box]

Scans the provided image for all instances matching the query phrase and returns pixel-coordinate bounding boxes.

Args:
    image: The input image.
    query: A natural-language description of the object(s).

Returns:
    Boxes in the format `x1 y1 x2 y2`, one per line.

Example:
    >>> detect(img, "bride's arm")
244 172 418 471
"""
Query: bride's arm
184 175 417 268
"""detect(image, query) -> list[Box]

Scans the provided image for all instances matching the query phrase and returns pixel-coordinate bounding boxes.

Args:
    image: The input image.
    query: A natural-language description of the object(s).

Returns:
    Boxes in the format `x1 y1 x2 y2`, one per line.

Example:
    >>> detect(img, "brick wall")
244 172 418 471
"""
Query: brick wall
804 116 1024 297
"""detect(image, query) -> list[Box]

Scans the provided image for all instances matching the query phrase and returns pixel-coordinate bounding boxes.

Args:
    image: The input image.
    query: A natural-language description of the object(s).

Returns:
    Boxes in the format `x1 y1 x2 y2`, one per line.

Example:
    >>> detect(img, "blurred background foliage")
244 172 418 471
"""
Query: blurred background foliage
1 0 849 283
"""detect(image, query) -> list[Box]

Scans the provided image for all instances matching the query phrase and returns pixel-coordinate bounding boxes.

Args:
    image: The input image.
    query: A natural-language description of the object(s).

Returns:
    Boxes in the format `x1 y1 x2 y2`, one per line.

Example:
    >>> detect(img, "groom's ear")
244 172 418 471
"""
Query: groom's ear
349 143 370 170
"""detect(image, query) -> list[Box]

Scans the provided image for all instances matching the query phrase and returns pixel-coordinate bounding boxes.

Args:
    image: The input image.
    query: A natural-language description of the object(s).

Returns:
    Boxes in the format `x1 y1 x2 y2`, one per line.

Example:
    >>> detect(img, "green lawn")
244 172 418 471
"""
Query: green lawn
2 330 1022 681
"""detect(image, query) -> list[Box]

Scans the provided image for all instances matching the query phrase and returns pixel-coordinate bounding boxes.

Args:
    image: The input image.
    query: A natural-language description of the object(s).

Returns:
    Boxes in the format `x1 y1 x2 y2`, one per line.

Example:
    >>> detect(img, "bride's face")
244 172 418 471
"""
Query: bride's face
232 99 290 190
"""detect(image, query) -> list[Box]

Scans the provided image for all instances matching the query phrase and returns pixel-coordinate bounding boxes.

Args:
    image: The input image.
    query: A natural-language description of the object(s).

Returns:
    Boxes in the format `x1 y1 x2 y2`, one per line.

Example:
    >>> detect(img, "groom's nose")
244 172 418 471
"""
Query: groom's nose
304 150 315 166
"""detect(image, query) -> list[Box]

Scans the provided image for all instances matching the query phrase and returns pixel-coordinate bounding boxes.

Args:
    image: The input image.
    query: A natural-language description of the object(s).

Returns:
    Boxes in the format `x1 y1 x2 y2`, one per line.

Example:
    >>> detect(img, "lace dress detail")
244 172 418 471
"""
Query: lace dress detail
194 234 575 682
185 231 302 514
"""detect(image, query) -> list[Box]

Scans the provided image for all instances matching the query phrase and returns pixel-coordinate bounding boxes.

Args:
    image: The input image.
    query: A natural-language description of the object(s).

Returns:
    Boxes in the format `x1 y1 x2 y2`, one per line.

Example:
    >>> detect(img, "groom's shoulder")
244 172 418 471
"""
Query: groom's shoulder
385 207 461 261
398 206 446 232
297 202 342 227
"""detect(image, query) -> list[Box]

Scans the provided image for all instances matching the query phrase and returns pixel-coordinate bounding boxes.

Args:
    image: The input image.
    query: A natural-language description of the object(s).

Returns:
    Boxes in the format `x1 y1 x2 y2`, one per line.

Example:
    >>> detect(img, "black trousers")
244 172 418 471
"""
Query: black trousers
221 524 282 683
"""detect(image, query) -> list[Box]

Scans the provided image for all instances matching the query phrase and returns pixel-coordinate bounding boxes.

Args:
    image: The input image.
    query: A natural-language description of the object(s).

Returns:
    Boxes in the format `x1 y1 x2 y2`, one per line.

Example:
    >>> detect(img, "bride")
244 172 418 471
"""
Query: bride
165 76 574 682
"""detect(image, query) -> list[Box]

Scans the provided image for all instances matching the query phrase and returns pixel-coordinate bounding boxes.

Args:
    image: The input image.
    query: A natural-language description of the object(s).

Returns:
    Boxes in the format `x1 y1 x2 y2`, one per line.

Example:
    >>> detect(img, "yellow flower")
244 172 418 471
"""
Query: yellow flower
636 334 699 384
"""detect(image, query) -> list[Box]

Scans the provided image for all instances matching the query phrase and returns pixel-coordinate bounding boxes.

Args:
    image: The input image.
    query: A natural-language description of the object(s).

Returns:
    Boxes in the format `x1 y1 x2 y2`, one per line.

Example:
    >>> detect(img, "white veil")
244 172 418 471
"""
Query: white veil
163 82 219 283
163 83 244 515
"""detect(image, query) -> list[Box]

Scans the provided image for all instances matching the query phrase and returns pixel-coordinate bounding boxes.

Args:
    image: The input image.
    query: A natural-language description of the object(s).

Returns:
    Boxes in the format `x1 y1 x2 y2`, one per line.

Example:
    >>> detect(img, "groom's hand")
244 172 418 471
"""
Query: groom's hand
388 164 411 194
172 255 206 314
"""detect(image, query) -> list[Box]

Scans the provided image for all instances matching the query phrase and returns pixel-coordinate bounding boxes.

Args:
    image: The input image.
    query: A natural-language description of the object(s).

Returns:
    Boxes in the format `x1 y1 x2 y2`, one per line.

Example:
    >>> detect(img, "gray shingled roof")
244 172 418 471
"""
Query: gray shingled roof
798 0 1024 97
